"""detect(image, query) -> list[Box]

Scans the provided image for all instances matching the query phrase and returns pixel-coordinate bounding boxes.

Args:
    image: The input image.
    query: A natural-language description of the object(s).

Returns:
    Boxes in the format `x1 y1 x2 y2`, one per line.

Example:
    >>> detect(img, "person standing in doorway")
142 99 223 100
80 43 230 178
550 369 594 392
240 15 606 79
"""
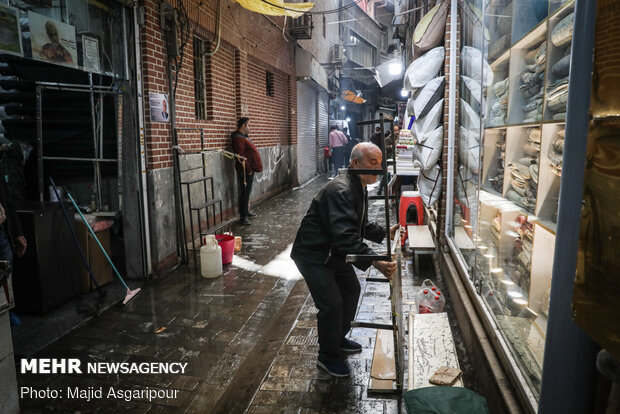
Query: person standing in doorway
342 127 356 166
370 126 383 147
328 126 348 178
291 142 398 377
231 117 263 225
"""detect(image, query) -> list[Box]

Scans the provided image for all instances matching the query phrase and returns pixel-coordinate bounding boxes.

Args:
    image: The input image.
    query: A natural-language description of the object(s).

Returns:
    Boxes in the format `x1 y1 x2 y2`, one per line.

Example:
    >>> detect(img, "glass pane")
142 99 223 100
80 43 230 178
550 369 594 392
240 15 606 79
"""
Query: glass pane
450 0 570 401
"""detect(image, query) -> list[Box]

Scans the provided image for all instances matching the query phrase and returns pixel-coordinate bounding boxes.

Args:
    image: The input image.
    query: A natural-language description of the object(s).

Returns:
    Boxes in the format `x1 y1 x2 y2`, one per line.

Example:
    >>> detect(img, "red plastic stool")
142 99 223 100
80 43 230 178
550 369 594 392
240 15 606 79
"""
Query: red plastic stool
399 191 424 246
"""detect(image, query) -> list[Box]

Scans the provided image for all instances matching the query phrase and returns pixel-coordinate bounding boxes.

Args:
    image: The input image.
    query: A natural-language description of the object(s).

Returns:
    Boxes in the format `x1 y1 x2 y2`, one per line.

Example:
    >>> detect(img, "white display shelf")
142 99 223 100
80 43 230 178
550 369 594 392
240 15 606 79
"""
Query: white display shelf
529 223 555 318
535 123 563 222
481 129 505 192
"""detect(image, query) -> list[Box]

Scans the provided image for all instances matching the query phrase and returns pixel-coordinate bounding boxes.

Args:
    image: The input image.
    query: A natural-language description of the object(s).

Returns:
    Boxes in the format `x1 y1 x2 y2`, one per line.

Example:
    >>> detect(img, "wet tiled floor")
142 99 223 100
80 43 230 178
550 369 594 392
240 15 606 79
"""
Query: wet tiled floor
15 175 474 413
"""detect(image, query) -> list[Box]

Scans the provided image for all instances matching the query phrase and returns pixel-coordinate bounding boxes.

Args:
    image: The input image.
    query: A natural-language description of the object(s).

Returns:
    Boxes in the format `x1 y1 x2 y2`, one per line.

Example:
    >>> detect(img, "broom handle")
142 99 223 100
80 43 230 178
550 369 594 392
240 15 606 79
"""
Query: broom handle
66 192 129 290
49 178 101 290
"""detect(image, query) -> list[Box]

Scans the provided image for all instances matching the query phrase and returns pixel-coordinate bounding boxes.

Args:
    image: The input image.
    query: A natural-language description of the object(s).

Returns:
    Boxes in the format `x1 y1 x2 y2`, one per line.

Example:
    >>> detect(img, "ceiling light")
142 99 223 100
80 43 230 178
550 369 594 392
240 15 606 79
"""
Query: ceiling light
346 117 351 122
340 105 345 110
400 88 409 97
389 61 403 75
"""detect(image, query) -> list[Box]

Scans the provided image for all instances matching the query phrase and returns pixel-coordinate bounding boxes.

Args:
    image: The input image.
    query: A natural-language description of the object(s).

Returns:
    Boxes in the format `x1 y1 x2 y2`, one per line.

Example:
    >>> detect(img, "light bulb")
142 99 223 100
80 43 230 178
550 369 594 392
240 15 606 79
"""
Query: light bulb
400 88 409 97
389 62 403 75
340 105 345 110
346 117 351 122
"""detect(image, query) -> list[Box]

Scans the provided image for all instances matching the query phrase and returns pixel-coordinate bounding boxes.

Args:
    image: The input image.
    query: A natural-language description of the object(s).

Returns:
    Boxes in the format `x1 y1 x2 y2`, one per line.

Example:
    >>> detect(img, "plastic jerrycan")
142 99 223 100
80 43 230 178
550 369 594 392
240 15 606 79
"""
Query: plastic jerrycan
201 235 223 278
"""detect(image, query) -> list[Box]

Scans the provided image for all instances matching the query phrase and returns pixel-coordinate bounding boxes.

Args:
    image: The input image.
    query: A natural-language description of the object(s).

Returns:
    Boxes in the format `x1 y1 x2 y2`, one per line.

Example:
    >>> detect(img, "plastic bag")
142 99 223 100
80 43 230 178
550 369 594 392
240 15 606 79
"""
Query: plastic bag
412 126 443 170
413 76 445 119
461 46 493 87
404 47 445 91
418 164 442 207
415 279 446 313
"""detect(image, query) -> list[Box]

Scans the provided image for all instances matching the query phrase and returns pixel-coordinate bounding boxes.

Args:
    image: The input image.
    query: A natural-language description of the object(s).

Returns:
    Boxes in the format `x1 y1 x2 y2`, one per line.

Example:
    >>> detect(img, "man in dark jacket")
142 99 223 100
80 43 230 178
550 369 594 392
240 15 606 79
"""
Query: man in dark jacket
0 176 26 264
231 117 263 225
291 142 398 377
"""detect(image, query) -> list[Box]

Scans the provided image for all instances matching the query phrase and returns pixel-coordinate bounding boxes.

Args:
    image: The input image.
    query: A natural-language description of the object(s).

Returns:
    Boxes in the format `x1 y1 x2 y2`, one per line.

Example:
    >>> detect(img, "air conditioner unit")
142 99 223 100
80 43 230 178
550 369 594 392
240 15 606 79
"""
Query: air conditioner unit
289 13 313 40
331 44 345 64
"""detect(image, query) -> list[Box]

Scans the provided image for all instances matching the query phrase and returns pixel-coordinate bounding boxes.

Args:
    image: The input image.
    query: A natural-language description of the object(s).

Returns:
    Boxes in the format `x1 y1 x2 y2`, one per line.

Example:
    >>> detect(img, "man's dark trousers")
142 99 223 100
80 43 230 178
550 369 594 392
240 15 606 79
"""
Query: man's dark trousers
294 257 361 362
237 172 254 219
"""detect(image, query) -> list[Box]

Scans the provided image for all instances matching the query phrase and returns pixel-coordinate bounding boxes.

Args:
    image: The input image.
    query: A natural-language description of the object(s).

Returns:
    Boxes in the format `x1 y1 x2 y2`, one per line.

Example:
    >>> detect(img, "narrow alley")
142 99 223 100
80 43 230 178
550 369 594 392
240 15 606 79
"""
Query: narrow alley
1 0 617 413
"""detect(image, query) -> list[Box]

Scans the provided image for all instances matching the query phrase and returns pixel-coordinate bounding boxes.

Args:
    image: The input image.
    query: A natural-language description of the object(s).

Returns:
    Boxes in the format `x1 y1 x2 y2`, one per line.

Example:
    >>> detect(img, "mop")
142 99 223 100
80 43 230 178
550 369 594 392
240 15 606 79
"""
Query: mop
64 186 141 305
50 178 106 315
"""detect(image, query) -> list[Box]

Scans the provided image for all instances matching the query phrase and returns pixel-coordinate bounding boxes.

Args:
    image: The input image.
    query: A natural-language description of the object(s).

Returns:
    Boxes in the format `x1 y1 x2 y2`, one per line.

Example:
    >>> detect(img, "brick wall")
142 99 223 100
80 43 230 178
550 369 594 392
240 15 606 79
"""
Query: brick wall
140 0 297 170
139 0 298 267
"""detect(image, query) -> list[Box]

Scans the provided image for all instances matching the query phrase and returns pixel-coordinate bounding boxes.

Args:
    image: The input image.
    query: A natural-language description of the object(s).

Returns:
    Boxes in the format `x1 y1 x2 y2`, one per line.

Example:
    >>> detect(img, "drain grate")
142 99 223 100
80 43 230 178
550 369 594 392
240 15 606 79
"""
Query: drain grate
286 335 319 346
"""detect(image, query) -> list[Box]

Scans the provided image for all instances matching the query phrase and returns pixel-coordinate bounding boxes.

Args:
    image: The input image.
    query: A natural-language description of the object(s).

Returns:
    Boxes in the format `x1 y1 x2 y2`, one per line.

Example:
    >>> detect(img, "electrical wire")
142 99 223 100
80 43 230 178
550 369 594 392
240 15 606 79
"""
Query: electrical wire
224 0 259 47
258 0 365 15
205 0 222 55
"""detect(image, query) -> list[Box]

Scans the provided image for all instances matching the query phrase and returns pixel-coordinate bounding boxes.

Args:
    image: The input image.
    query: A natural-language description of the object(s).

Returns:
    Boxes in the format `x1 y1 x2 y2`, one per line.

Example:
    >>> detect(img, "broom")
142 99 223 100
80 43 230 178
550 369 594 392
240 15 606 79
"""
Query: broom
64 187 141 305
50 178 106 315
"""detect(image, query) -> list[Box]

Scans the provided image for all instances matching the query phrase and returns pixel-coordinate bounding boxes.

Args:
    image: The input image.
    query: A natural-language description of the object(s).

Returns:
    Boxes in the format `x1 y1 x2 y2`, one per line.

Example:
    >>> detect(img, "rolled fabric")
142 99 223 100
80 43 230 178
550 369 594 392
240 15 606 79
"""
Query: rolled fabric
506 189 525 207
527 127 541 143
523 143 541 156
530 163 539 184
489 34 509 61
551 12 574 47
552 55 571 77
535 41 547 65
493 78 509 97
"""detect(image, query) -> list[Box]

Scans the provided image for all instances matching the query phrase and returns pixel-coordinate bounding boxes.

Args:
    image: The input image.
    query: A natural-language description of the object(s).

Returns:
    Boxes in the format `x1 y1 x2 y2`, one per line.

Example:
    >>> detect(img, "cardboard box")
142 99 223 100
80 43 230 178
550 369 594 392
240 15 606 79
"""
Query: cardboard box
74 218 114 293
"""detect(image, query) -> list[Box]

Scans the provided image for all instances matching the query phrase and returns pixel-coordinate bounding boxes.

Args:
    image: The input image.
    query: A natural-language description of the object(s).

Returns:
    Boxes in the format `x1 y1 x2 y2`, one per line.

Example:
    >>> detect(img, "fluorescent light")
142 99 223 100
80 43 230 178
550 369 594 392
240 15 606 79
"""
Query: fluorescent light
512 298 528 306
400 88 409 97
389 62 403 75
490 267 503 274
484 254 495 259
501 279 515 286
508 291 524 298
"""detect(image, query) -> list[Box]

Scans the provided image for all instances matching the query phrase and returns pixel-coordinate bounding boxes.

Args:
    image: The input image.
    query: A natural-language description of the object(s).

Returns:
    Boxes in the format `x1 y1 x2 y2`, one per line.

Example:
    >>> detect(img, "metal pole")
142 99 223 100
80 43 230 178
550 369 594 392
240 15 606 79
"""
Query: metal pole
36 86 44 202
89 73 100 211
538 0 599 412
133 4 152 276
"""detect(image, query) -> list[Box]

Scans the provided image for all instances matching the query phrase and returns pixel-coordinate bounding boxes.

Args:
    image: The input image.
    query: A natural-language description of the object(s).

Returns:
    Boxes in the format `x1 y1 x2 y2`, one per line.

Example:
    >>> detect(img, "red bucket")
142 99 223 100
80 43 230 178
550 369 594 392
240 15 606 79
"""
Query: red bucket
215 234 235 264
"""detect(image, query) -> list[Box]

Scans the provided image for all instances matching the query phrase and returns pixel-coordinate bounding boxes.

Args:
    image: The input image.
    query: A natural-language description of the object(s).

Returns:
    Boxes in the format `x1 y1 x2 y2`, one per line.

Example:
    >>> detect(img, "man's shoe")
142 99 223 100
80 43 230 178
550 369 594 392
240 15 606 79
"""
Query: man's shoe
340 338 362 353
317 358 350 377
240 218 251 225
247 212 257 218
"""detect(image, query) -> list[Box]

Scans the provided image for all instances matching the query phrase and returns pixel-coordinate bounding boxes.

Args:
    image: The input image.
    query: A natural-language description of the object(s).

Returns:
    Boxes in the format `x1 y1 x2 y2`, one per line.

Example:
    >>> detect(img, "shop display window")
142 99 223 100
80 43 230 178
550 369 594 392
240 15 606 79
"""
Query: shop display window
449 0 574 405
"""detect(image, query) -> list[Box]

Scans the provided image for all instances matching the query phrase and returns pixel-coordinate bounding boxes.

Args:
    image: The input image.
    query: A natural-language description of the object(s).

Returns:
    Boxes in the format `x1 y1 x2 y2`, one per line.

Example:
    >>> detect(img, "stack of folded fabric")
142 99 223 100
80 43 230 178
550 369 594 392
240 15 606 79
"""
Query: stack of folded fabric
492 212 501 243
506 160 536 212
547 128 564 177
520 42 546 122
490 77 509 126
545 12 574 120
546 77 569 120
512 215 533 292
489 131 505 193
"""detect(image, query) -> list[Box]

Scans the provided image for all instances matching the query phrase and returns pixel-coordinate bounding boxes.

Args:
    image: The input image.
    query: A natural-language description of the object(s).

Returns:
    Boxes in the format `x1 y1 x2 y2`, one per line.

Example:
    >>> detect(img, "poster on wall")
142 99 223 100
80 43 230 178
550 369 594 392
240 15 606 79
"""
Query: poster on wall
0 5 23 57
82 35 100 73
28 12 78 68
149 92 170 122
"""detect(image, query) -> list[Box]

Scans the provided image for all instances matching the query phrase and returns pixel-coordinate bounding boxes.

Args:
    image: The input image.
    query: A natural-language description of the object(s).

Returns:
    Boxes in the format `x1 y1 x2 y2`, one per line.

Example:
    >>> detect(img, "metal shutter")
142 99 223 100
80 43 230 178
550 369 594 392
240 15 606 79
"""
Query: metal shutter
297 81 317 184
317 91 329 174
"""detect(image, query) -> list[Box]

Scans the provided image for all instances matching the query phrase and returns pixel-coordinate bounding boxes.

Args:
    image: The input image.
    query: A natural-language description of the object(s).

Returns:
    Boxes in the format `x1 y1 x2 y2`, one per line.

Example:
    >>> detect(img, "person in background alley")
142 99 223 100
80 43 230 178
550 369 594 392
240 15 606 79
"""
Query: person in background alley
231 117 263 225
328 126 348 178
377 127 395 196
342 126 355 164
291 142 398 377
370 126 382 147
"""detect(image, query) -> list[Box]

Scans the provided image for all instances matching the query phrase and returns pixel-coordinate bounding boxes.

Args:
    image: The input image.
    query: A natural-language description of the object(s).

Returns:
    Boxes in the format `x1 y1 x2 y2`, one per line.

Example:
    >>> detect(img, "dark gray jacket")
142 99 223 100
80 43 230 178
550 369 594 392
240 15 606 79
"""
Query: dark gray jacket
291 172 385 270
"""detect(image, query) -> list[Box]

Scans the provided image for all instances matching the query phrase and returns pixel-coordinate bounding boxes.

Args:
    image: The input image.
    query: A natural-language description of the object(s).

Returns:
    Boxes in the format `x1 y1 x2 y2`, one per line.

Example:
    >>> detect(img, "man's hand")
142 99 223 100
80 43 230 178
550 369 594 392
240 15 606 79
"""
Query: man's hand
374 260 397 280
390 224 400 240
16 236 26 258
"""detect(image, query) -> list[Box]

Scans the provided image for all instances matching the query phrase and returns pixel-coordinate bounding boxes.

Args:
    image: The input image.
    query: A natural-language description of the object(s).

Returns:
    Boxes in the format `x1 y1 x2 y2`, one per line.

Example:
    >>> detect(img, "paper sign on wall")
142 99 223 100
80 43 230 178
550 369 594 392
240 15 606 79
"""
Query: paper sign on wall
149 92 170 123
29 12 78 68
82 36 100 73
